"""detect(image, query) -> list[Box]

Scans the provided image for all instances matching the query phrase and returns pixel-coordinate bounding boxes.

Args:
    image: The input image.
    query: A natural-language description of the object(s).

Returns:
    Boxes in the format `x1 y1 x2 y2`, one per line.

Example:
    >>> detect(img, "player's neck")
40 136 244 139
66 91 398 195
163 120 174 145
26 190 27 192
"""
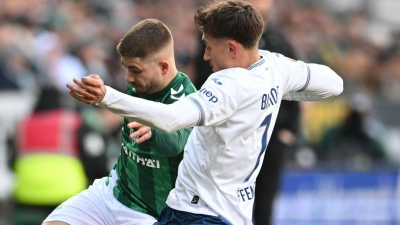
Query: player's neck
239 48 261 69
163 66 178 87
147 66 178 95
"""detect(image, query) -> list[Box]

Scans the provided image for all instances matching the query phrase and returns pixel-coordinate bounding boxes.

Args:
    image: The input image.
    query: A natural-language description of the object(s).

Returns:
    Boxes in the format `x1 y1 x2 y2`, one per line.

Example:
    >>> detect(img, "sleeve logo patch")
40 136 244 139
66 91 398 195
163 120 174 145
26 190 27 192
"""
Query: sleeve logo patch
212 78 223 85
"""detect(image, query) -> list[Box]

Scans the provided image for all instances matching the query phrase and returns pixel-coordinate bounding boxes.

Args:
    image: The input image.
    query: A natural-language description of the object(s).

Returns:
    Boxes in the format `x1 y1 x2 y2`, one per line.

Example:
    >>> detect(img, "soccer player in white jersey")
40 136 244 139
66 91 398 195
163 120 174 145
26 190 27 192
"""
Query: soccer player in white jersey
66 1 343 224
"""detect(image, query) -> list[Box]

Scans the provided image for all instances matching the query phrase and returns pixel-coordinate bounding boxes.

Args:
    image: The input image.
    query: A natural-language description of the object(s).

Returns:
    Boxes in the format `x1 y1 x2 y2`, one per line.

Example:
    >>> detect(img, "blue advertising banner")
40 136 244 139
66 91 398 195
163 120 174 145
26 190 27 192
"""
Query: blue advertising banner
274 171 400 224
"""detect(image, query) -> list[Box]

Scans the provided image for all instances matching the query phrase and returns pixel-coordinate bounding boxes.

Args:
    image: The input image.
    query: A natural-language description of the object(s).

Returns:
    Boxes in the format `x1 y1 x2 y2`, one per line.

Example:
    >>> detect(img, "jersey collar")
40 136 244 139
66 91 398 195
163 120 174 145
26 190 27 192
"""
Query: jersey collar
247 56 265 71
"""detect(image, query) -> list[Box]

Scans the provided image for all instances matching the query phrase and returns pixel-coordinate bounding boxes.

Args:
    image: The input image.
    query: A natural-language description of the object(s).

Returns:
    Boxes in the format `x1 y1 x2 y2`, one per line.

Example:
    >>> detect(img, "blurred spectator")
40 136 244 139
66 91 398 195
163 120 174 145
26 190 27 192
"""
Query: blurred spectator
33 31 87 93
300 98 349 146
379 41 400 102
10 87 87 225
317 93 387 170
77 104 123 184
0 23 38 92
8 87 122 225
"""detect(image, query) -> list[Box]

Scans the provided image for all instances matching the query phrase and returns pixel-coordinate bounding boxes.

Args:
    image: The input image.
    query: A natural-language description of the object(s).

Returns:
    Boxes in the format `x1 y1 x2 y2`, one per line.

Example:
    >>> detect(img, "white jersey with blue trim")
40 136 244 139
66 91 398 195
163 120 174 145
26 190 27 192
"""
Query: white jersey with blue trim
99 50 343 225
167 50 327 224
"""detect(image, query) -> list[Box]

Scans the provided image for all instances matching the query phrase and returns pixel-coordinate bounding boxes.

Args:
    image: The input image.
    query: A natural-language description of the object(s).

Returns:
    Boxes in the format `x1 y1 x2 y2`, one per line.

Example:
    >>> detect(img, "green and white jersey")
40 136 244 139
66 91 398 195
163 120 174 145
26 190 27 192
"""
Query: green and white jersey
110 72 196 219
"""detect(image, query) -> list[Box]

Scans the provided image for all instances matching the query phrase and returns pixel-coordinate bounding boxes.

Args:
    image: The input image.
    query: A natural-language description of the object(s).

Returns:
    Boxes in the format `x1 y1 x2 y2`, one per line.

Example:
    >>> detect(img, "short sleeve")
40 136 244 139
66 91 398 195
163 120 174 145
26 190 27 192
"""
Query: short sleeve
276 54 310 95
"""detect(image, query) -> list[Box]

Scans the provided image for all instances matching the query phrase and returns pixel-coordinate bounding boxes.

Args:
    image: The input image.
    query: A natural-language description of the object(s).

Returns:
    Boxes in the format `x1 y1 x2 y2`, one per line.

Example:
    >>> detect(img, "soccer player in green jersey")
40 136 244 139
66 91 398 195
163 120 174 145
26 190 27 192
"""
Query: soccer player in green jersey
43 18 196 225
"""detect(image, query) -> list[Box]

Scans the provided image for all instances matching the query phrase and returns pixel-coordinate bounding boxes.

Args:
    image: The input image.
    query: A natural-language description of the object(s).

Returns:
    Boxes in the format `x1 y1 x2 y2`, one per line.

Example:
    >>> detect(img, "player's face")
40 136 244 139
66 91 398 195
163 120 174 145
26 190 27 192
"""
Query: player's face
121 56 162 94
202 33 232 72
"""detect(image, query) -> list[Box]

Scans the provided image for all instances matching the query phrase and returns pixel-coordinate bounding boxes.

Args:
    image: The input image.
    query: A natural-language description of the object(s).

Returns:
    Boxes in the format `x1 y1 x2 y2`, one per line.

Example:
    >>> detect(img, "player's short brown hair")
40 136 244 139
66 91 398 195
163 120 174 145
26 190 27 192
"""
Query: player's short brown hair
117 19 172 58
194 0 264 49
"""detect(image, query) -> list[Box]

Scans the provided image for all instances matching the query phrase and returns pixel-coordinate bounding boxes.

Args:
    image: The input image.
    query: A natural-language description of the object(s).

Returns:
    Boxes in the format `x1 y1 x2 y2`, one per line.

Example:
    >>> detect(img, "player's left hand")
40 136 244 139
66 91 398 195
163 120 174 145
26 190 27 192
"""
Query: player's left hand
127 121 152 144
66 74 106 104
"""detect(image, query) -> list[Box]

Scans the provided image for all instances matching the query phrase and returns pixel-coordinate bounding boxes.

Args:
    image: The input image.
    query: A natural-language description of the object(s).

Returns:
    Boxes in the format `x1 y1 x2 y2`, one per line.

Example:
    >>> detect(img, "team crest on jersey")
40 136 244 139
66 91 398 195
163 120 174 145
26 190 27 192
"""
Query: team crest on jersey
130 128 139 145
171 84 186 100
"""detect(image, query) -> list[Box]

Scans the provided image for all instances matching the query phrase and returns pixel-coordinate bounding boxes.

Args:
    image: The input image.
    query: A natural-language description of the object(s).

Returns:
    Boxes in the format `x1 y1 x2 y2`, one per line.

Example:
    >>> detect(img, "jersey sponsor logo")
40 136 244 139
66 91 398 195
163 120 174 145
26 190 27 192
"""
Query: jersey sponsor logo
123 145 160 168
199 87 219 103
171 84 186 100
212 78 222 85
237 182 255 202
261 86 279 109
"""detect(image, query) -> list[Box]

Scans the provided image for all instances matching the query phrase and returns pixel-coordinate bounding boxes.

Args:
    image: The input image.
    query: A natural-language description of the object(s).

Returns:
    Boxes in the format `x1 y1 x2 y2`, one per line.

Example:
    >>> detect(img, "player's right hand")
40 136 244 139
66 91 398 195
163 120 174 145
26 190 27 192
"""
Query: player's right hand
127 121 152 144
66 74 106 104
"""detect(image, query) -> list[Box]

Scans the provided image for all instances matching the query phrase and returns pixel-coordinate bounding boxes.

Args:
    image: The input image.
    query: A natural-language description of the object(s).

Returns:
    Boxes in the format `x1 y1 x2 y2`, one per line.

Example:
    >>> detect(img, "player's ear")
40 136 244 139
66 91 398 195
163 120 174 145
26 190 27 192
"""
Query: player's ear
228 41 238 57
159 60 169 75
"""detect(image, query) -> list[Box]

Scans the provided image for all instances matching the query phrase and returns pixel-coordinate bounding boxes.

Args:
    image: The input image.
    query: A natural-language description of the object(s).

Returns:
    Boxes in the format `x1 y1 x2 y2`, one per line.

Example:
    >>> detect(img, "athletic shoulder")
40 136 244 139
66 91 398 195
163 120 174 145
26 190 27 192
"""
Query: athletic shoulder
259 49 299 77
259 49 291 64
199 68 258 100
208 68 249 83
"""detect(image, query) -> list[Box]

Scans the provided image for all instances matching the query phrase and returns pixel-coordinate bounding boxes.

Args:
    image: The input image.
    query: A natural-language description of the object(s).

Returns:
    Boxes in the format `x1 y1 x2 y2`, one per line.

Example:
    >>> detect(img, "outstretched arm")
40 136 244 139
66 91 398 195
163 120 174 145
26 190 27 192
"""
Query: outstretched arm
66 75 200 133
98 86 199 133
67 72 240 133
268 52 343 101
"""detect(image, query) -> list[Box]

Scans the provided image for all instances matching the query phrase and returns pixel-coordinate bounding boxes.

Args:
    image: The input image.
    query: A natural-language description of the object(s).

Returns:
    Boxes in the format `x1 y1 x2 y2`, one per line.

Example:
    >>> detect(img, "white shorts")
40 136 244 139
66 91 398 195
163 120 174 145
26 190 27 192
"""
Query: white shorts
43 170 157 225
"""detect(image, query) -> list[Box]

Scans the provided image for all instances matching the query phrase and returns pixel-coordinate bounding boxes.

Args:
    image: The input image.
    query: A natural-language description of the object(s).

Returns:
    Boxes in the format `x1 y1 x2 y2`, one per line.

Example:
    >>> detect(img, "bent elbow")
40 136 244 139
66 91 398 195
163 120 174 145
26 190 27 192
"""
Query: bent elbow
332 75 344 96
324 66 344 97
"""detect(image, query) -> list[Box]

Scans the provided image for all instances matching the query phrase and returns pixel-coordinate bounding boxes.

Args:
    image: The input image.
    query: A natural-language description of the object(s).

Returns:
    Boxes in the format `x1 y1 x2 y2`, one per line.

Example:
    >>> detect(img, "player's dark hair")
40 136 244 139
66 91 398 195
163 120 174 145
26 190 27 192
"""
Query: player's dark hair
117 18 172 58
194 0 264 49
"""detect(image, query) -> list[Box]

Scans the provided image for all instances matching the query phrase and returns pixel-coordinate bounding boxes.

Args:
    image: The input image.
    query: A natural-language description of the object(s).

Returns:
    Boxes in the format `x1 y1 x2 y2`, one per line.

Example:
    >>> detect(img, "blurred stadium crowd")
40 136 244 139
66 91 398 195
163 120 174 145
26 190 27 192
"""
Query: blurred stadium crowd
1 0 400 224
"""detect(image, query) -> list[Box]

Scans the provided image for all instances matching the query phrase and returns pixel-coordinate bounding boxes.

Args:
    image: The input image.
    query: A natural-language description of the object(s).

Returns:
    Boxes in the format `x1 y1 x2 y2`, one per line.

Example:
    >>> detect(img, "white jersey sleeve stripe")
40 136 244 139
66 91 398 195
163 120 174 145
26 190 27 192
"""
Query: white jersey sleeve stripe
297 65 311 92
282 63 343 101
188 97 205 126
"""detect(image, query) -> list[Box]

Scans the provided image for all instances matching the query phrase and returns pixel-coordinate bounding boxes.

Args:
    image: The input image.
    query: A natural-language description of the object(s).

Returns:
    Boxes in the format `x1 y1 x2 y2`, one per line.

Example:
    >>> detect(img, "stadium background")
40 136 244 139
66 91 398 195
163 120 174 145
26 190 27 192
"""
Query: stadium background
0 0 399 224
